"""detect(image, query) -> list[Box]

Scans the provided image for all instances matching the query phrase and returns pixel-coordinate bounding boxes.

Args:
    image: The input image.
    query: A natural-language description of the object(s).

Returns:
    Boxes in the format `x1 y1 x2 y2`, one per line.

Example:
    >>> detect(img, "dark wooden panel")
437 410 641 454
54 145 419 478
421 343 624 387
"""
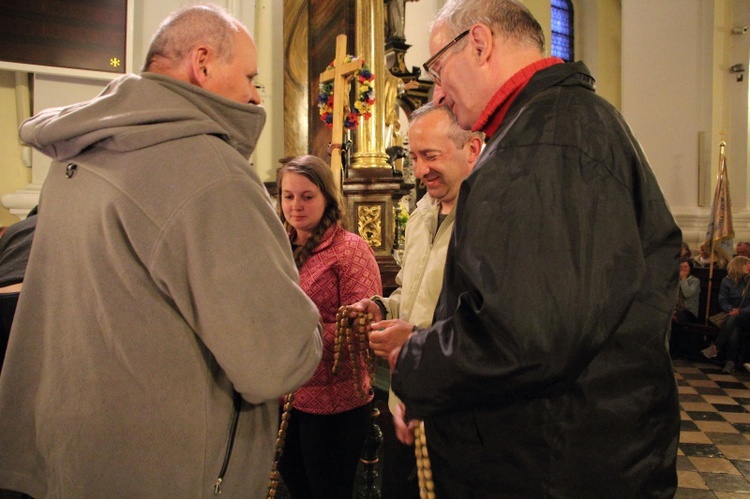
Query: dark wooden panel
309 0 355 160
0 0 127 73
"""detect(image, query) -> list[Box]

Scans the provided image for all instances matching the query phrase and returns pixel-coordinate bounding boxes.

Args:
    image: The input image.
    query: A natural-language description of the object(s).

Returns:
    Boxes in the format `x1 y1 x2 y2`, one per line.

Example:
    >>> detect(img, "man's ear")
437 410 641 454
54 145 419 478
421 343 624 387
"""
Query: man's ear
468 24 494 64
466 136 484 164
189 46 211 85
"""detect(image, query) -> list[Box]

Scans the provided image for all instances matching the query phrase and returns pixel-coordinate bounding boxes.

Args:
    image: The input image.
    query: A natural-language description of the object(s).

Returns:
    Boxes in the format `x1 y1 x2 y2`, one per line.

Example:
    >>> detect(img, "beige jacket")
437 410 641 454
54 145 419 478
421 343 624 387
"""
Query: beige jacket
377 194 454 413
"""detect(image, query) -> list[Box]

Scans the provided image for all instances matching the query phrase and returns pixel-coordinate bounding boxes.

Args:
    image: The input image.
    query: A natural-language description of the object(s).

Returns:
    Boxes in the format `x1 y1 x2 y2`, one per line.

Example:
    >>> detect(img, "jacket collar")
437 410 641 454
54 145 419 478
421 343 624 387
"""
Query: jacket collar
481 61 596 140
413 193 457 234
473 57 564 137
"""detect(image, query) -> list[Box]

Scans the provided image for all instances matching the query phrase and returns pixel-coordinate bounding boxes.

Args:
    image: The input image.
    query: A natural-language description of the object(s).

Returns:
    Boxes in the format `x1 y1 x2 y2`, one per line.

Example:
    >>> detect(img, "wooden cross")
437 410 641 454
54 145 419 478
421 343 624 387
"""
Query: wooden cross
319 34 363 193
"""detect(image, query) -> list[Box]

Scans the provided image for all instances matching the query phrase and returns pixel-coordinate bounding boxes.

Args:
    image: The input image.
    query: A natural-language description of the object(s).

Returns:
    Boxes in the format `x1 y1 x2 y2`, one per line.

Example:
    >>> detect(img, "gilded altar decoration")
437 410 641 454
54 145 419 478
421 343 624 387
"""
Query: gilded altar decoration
395 201 409 241
357 205 382 247
318 55 375 130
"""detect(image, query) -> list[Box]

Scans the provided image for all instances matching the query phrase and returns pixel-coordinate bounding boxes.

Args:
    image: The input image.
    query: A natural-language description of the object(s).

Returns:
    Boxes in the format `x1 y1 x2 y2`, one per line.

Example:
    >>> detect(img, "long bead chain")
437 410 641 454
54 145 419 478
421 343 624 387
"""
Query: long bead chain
267 307 374 497
414 421 435 499
267 393 294 498
333 305 374 398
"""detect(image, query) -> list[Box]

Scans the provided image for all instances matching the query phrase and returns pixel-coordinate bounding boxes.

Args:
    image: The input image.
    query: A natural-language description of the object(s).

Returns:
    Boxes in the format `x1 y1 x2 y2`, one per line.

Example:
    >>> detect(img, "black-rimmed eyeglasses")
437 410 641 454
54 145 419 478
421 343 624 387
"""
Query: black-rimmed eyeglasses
422 29 470 85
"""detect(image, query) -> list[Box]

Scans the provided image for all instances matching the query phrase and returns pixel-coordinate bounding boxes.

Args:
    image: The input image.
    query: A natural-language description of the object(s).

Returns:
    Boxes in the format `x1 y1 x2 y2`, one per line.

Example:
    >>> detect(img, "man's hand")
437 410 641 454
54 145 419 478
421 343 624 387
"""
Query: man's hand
393 401 418 445
348 298 383 322
369 319 414 359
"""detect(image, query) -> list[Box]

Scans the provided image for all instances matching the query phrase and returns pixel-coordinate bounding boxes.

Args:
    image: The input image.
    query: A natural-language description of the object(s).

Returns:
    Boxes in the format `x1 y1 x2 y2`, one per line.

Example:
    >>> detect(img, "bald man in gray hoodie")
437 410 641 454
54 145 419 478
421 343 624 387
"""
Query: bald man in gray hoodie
0 5 321 498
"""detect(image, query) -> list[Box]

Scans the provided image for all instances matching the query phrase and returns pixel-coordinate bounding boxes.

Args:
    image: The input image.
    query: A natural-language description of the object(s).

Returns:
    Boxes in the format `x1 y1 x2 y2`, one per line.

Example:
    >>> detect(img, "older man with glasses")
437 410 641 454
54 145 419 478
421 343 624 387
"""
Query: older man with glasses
389 0 681 497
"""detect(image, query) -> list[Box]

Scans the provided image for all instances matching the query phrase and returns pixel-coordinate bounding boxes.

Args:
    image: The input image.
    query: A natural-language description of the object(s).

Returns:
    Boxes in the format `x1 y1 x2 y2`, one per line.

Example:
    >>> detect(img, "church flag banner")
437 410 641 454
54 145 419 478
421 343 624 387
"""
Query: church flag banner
705 141 734 263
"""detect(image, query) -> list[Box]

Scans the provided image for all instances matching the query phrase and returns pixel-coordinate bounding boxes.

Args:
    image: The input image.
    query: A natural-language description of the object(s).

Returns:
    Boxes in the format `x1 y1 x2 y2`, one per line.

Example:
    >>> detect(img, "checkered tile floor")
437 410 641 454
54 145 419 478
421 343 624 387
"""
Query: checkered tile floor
674 358 750 497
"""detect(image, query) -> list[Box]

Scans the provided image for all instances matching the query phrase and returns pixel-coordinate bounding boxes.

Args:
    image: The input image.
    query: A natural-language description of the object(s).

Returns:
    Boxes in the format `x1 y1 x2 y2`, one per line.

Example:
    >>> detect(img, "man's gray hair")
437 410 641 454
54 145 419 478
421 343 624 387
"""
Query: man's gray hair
410 103 483 148
431 0 545 54
142 4 241 72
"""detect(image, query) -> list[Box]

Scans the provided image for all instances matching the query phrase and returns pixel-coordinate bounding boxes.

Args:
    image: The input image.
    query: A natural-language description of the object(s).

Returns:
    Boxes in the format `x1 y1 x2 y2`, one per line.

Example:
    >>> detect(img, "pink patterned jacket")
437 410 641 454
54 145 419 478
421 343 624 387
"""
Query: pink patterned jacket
293 224 382 414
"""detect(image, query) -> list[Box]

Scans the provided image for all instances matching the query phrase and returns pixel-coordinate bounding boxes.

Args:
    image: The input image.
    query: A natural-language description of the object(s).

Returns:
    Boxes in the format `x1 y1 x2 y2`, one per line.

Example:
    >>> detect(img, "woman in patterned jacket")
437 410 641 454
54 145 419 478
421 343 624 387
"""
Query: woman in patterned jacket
276 155 382 498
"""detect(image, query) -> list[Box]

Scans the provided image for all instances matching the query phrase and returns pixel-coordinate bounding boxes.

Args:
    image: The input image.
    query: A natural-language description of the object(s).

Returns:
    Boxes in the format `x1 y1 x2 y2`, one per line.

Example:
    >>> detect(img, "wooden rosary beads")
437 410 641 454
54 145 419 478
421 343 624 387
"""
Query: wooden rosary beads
267 307 374 497
267 393 294 498
332 305 374 398
414 421 435 499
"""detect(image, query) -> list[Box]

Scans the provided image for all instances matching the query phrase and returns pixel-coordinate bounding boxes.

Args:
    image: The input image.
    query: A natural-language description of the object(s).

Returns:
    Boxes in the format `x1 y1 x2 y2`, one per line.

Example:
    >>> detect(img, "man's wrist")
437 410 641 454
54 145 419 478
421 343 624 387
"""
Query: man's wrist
372 296 388 319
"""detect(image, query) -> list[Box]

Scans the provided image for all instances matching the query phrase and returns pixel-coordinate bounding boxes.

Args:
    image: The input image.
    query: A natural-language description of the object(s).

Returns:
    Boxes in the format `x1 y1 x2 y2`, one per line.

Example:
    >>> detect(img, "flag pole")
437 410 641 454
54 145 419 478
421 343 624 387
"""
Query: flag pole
704 141 728 325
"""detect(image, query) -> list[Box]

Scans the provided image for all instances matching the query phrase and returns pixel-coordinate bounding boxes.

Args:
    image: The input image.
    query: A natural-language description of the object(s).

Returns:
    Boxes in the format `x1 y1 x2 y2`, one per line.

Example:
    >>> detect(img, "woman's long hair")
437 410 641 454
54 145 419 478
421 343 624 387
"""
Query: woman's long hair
727 255 750 284
277 155 344 268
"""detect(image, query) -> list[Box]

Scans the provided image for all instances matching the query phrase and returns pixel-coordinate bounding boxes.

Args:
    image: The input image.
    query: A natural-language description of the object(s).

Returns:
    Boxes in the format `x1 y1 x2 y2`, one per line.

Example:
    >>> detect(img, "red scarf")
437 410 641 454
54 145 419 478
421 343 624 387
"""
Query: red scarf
472 57 564 138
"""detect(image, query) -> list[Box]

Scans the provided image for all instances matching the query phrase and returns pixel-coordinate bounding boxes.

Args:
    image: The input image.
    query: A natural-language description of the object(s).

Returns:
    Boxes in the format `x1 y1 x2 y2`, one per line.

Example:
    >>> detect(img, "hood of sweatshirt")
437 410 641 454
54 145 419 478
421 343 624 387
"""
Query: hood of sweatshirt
19 72 266 161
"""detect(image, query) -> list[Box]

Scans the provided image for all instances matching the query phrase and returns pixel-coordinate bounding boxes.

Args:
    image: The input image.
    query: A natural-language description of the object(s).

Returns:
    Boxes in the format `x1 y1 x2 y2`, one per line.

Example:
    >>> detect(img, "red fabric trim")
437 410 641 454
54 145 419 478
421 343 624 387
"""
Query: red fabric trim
473 57 564 138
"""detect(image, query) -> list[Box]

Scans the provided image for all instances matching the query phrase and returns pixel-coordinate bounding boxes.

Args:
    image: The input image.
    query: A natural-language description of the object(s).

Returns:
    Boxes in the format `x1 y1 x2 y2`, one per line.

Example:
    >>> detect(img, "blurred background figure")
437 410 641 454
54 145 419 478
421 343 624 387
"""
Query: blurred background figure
0 207 37 374
702 256 750 373
736 241 750 258
680 242 692 259
670 257 700 359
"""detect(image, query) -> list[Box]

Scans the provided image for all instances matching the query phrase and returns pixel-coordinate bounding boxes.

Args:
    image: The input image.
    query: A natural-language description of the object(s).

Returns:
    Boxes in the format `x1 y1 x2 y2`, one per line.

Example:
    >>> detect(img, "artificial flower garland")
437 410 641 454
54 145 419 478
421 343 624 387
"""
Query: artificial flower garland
318 55 375 130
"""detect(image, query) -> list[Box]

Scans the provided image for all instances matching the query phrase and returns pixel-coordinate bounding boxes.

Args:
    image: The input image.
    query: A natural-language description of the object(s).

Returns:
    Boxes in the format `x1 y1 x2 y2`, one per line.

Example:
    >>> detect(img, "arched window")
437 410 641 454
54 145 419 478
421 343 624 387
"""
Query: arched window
551 0 574 62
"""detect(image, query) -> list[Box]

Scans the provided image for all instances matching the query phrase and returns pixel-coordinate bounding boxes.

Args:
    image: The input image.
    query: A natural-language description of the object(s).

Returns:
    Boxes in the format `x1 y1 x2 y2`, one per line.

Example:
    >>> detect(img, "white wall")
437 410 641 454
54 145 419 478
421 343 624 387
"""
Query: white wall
253 0 284 182
403 0 443 73
731 0 750 212
623 0 750 247
575 0 622 109
621 0 724 247
623 0 712 207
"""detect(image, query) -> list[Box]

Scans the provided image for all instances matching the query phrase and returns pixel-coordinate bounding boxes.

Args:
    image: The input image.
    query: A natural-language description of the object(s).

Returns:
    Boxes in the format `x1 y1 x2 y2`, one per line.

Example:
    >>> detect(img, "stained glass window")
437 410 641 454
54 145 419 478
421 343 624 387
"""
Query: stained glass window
551 0 574 62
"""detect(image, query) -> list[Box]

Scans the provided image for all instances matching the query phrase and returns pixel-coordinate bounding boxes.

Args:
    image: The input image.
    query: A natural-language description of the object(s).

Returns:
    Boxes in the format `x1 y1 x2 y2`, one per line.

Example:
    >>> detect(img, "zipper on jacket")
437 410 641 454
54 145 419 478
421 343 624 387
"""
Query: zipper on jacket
214 390 242 495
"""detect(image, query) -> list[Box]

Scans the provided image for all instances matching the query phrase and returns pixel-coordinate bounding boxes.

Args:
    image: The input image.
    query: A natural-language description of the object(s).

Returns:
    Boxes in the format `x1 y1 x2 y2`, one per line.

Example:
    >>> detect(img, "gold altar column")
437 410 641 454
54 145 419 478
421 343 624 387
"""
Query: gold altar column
351 0 391 173
343 0 412 298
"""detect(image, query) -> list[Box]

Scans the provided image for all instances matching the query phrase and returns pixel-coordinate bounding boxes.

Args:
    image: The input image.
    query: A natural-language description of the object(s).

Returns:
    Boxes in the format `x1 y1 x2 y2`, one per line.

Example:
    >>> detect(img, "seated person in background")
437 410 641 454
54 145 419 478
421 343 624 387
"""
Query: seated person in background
680 242 692 259
275 155 382 499
735 312 750 373
693 243 712 268
0 207 38 373
670 257 700 357
737 241 750 258
0 207 37 293
702 255 750 372
694 242 728 269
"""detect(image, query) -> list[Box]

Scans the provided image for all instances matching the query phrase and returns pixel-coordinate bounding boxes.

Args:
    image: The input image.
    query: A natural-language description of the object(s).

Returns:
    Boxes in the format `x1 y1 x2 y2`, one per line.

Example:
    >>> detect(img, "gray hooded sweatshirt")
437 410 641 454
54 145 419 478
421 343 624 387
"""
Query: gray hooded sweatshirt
0 73 322 498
